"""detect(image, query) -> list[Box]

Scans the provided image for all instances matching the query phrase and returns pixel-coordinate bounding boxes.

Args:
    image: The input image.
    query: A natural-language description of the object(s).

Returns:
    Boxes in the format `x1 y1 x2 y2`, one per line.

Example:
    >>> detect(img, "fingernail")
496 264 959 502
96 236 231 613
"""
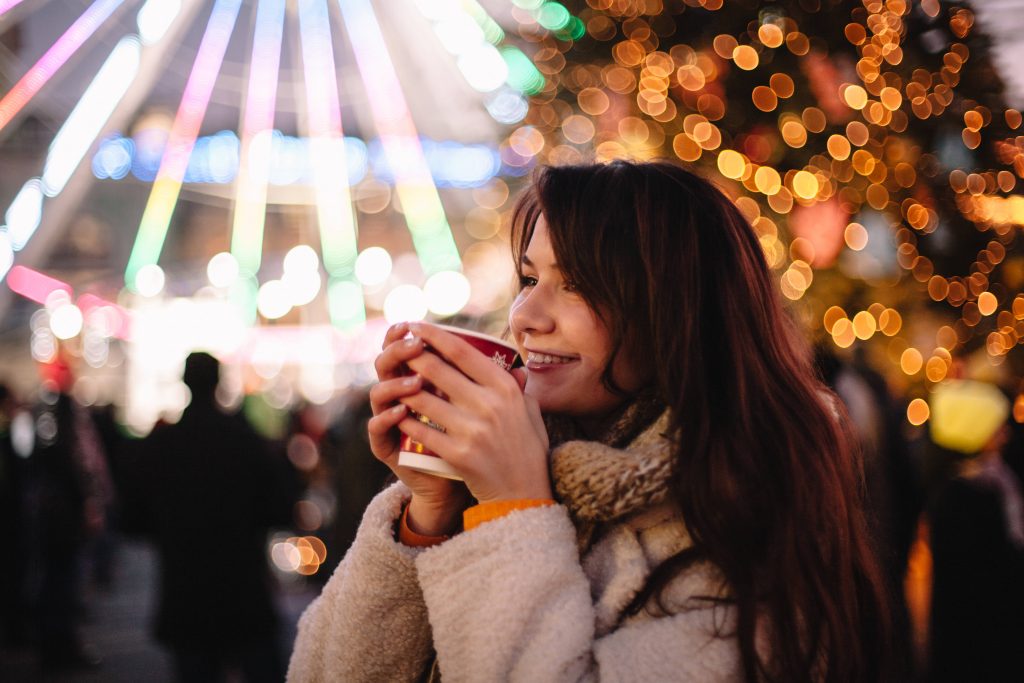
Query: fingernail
402 376 419 387
404 336 421 348
392 404 407 414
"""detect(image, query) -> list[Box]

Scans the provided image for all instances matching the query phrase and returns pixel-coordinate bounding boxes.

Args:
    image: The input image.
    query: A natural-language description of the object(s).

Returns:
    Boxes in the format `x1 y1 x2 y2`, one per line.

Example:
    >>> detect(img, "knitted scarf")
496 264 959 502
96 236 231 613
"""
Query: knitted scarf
544 393 674 551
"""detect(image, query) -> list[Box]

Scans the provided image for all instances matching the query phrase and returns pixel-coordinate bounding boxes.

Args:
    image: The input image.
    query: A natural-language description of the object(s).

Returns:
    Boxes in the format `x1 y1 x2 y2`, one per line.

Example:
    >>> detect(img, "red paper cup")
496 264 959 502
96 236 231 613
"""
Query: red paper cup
398 325 520 480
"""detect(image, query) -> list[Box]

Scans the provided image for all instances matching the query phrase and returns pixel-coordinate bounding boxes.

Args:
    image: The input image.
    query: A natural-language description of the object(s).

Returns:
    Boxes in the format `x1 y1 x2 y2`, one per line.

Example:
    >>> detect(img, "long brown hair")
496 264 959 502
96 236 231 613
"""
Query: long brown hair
511 160 895 682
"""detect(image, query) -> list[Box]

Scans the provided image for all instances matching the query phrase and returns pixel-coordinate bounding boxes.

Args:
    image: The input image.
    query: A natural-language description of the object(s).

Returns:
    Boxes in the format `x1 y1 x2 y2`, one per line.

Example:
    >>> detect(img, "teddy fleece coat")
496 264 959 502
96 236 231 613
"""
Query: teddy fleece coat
287 418 742 682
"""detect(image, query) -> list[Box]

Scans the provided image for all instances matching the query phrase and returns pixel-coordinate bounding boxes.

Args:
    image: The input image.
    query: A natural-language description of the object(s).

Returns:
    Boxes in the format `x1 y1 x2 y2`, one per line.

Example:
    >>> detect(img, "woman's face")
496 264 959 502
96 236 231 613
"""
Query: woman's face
509 217 644 420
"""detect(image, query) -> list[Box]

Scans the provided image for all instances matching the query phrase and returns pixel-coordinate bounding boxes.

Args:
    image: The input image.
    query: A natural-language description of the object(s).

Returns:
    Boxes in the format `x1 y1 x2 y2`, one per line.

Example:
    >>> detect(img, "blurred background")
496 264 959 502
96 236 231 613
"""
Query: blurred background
1 0 1023 681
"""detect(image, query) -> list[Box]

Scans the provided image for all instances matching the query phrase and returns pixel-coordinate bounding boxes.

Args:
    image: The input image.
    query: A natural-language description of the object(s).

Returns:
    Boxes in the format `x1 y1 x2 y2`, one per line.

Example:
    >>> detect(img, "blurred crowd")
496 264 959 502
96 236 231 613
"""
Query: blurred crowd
0 347 1021 681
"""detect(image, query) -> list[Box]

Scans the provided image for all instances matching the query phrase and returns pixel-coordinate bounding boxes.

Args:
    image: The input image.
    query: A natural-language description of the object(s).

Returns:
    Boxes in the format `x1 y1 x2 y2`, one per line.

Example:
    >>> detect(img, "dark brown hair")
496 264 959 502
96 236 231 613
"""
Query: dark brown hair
511 161 895 682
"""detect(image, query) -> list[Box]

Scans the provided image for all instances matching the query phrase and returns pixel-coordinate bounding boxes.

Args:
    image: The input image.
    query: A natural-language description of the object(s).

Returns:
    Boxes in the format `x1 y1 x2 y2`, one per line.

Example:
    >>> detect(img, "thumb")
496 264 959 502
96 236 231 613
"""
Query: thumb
511 367 528 392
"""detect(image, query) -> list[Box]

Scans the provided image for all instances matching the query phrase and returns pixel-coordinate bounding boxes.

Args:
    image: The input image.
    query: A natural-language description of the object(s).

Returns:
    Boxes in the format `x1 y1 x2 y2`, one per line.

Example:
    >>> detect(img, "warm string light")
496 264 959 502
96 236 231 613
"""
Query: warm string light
511 0 1023 423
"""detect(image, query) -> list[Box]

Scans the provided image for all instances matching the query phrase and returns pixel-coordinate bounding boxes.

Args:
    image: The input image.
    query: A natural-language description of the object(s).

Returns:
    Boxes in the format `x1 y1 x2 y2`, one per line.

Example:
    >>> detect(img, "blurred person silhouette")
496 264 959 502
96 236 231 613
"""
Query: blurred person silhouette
126 352 296 683
31 359 112 671
0 383 33 649
925 379 1024 682
321 391 392 572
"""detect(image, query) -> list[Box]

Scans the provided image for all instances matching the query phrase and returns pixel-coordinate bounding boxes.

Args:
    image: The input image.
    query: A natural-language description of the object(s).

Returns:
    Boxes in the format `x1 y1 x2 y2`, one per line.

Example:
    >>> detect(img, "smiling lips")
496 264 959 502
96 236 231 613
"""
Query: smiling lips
526 350 578 365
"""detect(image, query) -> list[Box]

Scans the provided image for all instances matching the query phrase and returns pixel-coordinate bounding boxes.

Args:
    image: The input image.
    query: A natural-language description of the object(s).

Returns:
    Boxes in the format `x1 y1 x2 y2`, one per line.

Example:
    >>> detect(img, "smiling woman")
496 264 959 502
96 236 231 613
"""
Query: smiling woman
287 161 898 683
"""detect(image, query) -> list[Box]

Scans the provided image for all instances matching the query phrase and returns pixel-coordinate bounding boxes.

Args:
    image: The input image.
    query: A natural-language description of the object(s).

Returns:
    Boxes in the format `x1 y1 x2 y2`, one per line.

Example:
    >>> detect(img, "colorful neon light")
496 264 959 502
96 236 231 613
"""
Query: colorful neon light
0 1 28 18
124 0 243 290
230 0 286 279
41 36 141 197
336 0 462 276
0 0 127 135
298 0 364 330
6 265 73 304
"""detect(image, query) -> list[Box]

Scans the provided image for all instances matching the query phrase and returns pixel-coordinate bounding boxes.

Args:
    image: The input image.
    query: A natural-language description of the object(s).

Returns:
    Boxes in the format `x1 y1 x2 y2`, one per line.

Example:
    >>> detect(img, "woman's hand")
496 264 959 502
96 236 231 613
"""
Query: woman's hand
368 322 471 536
396 323 552 505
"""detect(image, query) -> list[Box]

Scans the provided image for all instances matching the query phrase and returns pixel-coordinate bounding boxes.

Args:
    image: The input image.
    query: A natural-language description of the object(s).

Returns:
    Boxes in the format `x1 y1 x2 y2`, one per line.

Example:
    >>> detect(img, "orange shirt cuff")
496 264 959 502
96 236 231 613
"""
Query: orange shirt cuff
397 504 450 548
463 499 556 531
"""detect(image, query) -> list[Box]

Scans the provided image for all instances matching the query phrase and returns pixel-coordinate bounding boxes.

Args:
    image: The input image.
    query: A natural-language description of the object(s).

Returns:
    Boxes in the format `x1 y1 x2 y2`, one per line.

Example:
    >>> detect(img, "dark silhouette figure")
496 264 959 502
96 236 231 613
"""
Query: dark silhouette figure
32 382 111 671
323 391 392 572
926 381 1024 682
125 353 295 683
0 384 31 650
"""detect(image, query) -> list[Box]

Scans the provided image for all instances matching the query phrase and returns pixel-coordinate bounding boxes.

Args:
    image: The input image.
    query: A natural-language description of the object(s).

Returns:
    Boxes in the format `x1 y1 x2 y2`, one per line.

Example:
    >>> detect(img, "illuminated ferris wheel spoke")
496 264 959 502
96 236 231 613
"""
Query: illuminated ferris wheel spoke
0 0 128 136
0 0 28 19
229 0 287 321
124 0 244 291
335 0 461 278
297 0 364 330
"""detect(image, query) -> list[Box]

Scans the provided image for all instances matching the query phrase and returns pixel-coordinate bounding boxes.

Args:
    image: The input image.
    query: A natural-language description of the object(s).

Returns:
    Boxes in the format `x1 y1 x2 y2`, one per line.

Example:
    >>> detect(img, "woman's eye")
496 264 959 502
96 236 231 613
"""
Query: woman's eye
519 275 538 289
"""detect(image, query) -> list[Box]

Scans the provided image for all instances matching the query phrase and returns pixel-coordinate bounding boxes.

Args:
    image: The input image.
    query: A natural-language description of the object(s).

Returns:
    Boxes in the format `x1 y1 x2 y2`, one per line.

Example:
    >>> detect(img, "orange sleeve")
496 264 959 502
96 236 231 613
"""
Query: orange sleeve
397 504 450 548
463 499 557 531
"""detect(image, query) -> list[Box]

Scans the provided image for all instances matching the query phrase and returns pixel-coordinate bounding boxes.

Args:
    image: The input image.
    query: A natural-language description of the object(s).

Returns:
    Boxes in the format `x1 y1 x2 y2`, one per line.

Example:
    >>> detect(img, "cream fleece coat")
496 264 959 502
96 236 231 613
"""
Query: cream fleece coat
288 416 742 682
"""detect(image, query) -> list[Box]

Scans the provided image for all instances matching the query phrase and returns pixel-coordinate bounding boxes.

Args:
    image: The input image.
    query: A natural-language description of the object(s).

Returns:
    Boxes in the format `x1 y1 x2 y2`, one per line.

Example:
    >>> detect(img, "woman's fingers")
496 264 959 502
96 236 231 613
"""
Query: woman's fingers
374 330 424 382
398 388 460 436
381 321 410 348
369 375 422 414
367 404 408 464
403 350 479 404
397 414 456 464
408 324 519 391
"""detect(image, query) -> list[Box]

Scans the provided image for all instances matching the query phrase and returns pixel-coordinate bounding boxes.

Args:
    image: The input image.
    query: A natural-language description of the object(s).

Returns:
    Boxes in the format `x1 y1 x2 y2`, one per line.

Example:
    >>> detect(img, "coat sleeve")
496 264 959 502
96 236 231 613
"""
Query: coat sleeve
415 505 741 683
287 483 434 683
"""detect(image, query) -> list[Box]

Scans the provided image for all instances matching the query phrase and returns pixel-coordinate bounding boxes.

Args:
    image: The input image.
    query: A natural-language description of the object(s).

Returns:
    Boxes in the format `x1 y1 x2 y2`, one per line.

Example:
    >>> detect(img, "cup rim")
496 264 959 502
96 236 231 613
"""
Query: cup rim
432 323 518 352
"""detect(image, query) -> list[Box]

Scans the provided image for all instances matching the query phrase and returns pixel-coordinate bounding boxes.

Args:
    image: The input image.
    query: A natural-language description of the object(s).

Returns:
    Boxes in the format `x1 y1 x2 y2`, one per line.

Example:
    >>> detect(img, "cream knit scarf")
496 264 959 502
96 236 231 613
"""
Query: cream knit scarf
544 393 674 550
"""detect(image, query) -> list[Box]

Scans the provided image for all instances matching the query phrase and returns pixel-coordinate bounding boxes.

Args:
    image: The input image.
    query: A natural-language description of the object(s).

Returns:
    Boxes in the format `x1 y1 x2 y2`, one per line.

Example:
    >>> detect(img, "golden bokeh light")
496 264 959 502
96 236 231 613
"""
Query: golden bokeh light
562 115 596 144
978 291 998 316
907 398 930 425
732 45 759 70
758 24 784 49
578 88 610 116
844 222 869 250
754 166 782 195
781 120 808 148
827 135 851 160
713 34 738 59
824 306 848 333
752 86 778 112
901 348 924 375
717 149 746 179
852 311 877 340
770 73 795 98
832 318 856 348
843 85 869 110
925 356 948 383
879 309 902 336
792 170 819 199
846 121 870 146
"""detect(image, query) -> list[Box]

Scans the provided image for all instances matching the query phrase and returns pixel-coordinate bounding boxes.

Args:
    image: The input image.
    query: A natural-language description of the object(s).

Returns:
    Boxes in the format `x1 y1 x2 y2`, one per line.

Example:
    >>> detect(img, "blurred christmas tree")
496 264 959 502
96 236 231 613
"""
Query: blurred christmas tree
502 0 1024 418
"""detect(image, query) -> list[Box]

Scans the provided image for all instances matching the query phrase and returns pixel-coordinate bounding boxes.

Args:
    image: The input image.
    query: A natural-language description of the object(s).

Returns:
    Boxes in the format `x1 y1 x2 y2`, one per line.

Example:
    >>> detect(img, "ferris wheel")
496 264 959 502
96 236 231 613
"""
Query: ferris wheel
0 0 581 329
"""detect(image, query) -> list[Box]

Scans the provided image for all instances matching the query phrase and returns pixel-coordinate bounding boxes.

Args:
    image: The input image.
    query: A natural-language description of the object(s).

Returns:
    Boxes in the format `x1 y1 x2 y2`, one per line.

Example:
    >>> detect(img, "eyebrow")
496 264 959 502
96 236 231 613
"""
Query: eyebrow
520 254 560 269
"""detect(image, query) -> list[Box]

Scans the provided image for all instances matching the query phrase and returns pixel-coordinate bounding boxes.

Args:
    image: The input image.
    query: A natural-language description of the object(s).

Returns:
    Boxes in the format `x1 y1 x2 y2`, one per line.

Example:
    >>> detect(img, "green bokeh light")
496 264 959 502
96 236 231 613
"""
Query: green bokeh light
536 3 571 31
501 47 545 95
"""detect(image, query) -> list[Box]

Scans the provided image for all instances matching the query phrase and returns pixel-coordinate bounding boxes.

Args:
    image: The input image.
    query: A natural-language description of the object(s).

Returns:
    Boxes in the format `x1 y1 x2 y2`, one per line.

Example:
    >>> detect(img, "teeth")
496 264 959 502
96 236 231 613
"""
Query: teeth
528 351 573 364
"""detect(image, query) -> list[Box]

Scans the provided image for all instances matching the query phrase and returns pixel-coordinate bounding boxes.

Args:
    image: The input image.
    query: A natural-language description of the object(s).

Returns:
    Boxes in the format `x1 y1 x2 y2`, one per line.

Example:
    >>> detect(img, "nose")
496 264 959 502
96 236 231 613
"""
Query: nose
509 285 555 337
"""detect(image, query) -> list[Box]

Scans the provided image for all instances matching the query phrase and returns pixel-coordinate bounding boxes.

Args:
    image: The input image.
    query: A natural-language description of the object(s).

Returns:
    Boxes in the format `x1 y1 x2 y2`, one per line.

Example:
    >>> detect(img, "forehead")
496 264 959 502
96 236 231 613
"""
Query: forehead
523 216 555 267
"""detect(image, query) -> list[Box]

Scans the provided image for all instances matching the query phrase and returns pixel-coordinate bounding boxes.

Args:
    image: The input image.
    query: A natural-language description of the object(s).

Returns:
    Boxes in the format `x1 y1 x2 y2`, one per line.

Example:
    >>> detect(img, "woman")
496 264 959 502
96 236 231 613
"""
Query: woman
288 161 894 682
